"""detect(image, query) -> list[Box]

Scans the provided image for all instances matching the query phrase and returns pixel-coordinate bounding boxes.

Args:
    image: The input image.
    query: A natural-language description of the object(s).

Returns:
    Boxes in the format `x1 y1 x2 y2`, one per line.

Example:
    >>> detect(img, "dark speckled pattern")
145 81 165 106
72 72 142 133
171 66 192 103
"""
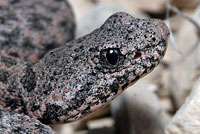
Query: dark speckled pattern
0 108 55 134
0 0 75 62
31 13 169 123
0 7 169 134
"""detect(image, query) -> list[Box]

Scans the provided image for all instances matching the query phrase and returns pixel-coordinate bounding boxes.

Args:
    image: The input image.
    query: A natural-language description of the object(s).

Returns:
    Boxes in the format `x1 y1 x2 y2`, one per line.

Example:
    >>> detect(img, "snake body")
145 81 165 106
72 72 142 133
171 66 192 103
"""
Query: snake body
0 0 169 133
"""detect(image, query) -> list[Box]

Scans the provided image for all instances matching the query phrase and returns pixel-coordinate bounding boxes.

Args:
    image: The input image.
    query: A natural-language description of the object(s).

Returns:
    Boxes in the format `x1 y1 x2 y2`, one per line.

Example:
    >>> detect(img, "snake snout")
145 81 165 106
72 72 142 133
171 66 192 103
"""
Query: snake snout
155 20 170 41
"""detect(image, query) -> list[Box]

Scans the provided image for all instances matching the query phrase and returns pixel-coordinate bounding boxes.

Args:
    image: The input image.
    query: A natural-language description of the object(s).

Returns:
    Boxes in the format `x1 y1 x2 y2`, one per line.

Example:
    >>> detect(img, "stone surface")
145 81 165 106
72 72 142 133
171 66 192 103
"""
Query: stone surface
73 105 111 131
168 6 200 107
0 108 55 134
76 4 128 37
165 77 200 134
51 124 74 134
68 0 95 21
0 0 75 62
111 80 171 134
98 0 166 13
87 118 114 129
171 0 200 9
160 97 174 113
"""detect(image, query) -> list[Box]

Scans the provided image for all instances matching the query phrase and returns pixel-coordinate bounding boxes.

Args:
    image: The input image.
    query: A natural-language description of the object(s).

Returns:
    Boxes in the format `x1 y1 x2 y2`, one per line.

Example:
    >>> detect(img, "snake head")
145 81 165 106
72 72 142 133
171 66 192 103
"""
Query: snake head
73 12 170 119
97 12 169 88
28 12 169 124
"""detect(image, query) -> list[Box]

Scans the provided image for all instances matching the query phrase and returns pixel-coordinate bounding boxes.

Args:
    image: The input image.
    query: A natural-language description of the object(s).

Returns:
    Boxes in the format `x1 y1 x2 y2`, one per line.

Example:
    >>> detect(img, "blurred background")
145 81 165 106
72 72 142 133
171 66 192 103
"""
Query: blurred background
51 0 200 134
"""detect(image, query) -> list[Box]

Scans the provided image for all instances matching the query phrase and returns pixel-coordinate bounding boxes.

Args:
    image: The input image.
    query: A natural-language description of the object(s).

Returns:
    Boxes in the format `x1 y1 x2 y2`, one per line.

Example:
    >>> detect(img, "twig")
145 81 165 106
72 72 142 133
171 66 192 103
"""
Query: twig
165 0 184 56
165 0 200 57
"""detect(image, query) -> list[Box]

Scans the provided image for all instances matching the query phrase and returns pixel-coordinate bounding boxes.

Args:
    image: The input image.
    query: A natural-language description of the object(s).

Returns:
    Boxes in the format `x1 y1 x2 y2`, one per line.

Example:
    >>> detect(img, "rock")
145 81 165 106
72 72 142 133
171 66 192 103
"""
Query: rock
168 6 200 107
51 123 74 134
0 108 55 134
76 4 126 37
0 0 75 62
171 0 200 9
165 77 200 134
76 127 115 134
76 4 146 37
51 106 111 134
160 97 174 113
147 62 171 98
73 105 110 131
87 118 114 129
72 117 115 134
97 0 166 13
67 0 95 20
111 80 171 134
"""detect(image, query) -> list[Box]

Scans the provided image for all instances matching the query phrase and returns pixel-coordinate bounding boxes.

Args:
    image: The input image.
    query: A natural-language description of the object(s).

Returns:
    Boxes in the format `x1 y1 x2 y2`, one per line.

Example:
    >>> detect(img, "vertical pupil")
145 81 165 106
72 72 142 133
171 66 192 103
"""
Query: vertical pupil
106 49 119 65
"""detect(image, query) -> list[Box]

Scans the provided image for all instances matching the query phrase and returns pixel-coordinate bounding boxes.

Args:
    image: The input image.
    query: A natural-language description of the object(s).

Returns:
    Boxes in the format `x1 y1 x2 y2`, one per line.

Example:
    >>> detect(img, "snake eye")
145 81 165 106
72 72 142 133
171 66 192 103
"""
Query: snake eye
100 48 125 69
106 49 119 65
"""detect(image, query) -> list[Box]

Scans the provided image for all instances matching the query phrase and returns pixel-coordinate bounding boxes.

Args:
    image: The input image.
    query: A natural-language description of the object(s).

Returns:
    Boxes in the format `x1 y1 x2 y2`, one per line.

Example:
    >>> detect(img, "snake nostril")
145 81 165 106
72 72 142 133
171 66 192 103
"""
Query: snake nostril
133 51 142 59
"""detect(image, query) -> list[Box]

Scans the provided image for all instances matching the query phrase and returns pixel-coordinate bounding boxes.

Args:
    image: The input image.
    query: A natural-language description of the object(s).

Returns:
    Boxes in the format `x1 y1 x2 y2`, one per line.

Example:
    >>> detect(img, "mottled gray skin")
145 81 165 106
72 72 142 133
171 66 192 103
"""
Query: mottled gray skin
0 108 55 134
0 0 75 62
0 12 169 133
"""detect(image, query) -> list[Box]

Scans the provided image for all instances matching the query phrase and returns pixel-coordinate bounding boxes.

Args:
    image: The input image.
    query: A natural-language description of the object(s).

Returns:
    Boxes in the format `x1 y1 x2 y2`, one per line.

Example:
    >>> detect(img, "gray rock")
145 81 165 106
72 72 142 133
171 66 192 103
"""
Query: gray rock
165 76 200 134
76 4 146 37
111 81 170 134
168 6 200 107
